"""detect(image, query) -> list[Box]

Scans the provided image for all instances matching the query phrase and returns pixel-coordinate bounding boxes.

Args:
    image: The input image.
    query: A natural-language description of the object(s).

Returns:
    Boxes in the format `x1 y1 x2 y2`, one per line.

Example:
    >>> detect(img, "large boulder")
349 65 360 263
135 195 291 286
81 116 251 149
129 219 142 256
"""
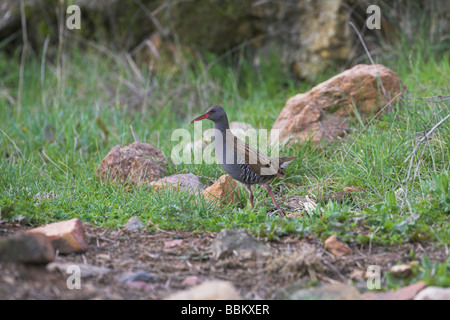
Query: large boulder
96 142 167 185
252 0 352 78
270 64 405 145
164 0 353 78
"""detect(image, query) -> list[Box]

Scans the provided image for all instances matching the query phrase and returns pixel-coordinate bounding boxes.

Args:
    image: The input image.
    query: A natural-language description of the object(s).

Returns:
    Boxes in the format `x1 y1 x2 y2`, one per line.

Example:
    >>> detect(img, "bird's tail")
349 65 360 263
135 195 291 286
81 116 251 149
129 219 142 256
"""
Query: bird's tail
279 156 297 169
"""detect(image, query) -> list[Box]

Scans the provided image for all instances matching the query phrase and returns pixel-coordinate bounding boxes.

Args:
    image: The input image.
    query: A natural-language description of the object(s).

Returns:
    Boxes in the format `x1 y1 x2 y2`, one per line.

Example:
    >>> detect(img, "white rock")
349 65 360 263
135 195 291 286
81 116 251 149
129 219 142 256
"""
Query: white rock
166 280 242 300
414 286 450 300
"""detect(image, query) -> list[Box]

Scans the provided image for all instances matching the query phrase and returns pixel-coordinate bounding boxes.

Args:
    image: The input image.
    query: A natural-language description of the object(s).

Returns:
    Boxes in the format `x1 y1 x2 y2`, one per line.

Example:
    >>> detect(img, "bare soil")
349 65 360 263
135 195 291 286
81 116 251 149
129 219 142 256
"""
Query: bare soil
0 223 446 300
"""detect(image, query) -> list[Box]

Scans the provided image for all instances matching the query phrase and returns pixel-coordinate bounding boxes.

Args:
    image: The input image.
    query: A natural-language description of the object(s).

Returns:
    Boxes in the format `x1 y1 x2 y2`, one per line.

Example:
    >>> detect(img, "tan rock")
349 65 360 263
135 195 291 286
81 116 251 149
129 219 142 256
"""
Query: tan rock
202 175 241 206
0 232 55 264
389 264 413 278
166 280 242 300
27 218 88 254
271 64 405 145
343 186 361 193
286 212 303 219
324 235 353 257
96 141 167 185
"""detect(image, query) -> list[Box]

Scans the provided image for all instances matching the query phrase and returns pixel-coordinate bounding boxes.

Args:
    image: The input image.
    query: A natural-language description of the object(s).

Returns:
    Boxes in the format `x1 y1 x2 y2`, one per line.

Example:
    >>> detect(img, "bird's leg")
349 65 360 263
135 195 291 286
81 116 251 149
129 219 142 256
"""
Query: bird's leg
243 184 254 208
262 184 285 217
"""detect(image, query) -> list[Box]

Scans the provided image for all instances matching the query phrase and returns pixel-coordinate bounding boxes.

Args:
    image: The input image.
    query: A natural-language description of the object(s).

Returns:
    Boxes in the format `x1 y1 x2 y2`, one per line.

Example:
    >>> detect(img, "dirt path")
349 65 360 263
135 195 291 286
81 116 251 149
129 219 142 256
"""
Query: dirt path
0 223 446 299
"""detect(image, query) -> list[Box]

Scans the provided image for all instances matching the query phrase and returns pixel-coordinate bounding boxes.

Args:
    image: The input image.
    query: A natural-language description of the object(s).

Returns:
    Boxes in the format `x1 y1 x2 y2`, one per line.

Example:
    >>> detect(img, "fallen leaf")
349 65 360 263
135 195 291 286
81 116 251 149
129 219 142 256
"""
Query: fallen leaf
343 186 361 192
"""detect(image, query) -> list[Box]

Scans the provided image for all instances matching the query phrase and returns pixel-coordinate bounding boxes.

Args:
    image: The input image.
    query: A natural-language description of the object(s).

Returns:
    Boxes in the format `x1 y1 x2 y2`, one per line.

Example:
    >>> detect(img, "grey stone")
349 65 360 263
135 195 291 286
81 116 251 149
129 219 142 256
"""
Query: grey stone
0 232 55 264
124 216 146 232
117 271 158 283
210 229 272 260
150 173 204 194
286 283 363 300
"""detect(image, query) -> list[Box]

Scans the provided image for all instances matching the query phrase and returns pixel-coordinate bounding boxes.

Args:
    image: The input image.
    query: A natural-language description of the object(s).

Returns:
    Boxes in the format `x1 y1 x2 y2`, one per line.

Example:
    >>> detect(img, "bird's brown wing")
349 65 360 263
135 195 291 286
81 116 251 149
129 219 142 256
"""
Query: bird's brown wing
231 133 283 177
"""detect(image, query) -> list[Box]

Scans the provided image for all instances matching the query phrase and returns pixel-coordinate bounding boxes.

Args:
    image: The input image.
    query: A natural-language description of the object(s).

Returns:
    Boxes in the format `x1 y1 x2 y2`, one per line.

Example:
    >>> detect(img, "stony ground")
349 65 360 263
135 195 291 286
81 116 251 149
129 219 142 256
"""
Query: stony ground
0 222 447 300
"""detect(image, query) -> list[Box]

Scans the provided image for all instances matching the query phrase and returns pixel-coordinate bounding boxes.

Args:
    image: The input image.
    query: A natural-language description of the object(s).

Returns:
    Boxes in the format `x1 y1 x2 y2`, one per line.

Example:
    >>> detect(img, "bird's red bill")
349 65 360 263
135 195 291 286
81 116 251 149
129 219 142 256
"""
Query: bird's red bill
190 113 209 124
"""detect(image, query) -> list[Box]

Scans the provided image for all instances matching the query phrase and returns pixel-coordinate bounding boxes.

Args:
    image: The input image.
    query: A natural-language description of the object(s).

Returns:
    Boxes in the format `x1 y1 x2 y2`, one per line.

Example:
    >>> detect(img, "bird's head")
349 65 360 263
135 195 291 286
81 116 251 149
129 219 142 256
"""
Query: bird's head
190 105 227 124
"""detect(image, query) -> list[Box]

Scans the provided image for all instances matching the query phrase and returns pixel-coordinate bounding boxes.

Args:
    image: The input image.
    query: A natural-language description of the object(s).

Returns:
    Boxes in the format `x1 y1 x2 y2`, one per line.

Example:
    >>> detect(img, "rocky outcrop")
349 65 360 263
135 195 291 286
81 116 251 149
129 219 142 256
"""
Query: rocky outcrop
270 64 405 144
252 0 352 78
3 1 447 79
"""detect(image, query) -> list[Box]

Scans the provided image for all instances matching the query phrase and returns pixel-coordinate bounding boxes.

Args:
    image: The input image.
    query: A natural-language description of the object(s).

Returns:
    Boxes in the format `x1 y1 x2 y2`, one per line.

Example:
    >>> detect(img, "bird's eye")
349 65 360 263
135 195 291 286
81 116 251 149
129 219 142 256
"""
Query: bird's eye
209 109 215 113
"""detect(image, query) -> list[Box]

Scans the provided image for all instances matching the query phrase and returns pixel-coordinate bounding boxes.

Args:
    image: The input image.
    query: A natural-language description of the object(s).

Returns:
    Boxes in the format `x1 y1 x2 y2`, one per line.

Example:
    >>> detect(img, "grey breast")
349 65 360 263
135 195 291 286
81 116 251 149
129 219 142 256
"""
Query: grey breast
212 128 242 181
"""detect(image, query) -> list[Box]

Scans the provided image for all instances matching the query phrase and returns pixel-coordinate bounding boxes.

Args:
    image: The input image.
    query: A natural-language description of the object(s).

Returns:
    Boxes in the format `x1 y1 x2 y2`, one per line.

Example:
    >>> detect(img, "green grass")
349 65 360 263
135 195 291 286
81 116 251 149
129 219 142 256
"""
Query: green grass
0 33 449 247
385 254 450 289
